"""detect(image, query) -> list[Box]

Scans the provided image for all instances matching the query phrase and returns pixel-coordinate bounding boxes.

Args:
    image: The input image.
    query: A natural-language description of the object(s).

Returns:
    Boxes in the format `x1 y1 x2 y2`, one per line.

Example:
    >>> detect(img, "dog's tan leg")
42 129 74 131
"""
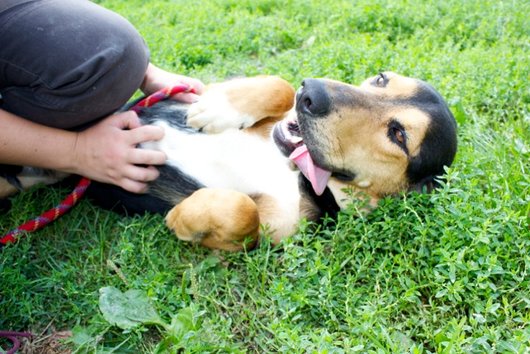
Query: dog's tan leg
0 178 17 198
221 76 295 120
187 76 295 133
251 194 300 244
165 188 260 251
0 169 69 199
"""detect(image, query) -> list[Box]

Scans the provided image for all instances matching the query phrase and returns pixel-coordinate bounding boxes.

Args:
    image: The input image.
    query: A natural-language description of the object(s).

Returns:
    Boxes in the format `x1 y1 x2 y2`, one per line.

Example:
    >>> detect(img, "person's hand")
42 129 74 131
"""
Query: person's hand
141 63 205 103
72 111 167 193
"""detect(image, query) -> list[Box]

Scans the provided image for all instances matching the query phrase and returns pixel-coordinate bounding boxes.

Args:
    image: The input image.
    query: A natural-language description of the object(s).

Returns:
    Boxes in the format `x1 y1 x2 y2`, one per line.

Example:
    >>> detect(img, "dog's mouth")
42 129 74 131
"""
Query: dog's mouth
272 115 303 156
273 116 331 196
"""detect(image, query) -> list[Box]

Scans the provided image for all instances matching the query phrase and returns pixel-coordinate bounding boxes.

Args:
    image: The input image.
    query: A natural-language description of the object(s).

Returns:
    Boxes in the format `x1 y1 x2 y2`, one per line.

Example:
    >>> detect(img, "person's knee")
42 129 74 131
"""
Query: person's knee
0 0 149 129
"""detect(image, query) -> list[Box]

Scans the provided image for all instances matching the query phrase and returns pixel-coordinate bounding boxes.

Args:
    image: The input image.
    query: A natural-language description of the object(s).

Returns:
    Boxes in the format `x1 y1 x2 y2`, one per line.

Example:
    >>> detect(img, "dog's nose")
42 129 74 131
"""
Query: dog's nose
297 79 331 117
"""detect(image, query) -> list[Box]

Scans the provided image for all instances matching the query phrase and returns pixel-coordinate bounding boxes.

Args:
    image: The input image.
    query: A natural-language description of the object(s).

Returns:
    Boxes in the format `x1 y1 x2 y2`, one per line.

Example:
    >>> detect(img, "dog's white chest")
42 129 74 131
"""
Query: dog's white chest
144 122 300 203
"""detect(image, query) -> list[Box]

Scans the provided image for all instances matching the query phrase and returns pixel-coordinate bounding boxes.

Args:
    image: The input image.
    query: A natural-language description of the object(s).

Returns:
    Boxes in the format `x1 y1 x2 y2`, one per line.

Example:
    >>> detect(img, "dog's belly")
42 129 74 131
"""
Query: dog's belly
144 121 300 203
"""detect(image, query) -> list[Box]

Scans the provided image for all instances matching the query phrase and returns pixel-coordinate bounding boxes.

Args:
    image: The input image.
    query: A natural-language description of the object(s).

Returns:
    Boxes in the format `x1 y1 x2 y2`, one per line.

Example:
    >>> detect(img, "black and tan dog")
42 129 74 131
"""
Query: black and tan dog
0 72 457 250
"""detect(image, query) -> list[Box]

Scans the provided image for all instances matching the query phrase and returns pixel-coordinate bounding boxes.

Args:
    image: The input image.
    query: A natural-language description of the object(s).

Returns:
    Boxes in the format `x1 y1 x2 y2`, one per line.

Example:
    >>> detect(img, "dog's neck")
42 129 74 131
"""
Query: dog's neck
298 174 340 221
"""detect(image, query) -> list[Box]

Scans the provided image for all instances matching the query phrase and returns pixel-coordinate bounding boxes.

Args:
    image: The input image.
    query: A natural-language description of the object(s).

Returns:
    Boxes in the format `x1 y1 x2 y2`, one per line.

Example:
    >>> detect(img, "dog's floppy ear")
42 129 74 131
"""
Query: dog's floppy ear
408 175 442 194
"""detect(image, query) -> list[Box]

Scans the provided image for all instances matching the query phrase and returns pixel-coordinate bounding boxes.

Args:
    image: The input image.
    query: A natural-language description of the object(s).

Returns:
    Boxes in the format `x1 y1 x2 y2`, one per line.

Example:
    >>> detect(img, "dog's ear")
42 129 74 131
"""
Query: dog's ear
408 175 442 194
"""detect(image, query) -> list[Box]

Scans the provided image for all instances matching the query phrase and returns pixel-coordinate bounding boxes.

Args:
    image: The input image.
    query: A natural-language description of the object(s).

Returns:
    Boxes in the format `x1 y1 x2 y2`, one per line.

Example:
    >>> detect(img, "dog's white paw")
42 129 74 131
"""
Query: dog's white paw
187 93 256 134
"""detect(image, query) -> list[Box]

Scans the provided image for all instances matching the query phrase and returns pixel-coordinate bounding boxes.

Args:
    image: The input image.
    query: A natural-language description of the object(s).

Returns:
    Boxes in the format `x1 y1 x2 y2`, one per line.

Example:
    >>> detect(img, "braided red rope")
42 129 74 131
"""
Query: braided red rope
1 84 193 247
0 177 91 246
130 84 193 114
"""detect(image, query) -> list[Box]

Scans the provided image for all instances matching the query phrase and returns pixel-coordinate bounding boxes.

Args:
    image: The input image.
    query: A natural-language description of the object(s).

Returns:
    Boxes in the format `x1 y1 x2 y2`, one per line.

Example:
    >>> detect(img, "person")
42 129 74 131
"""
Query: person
0 0 205 194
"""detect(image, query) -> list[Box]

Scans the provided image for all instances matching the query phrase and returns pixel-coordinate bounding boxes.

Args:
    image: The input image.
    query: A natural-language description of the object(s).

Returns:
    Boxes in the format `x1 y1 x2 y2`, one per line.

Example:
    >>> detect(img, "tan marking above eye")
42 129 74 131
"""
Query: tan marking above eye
360 72 420 99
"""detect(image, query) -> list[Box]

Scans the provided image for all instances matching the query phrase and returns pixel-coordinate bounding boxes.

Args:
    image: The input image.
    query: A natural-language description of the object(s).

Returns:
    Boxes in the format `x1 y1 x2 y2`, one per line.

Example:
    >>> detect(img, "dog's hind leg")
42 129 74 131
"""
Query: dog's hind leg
0 178 18 198
165 188 260 251
0 168 68 198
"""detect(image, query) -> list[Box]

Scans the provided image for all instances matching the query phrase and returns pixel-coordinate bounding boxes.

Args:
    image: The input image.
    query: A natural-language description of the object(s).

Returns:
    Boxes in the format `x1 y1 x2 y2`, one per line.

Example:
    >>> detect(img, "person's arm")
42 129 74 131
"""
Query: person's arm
0 64 203 193
141 63 205 103
0 109 166 193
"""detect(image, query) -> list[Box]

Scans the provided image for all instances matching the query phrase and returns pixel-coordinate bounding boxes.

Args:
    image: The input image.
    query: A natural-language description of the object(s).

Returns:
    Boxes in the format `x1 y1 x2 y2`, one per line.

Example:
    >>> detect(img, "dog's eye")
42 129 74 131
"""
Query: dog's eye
374 72 389 87
332 172 355 182
393 128 406 145
388 121 408 153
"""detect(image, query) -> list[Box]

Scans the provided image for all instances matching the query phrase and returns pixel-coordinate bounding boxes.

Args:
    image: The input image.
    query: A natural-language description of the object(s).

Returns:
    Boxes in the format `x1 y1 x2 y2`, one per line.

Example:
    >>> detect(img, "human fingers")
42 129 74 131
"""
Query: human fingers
126 125 165 145
128 148 167 166
170 76 205 96
183 77 205 95
171 92 201 103
119 178 149 194
109 111 143 130
123 164 160 183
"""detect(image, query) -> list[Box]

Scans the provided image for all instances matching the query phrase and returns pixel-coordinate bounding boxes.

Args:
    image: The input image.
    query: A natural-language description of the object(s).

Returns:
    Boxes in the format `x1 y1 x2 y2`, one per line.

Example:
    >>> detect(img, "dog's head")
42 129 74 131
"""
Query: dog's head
273 72 457 207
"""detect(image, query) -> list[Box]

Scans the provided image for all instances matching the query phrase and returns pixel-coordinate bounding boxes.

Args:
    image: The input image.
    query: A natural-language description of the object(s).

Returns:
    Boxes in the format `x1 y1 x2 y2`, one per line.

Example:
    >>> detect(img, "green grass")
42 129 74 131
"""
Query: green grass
1 0 529 352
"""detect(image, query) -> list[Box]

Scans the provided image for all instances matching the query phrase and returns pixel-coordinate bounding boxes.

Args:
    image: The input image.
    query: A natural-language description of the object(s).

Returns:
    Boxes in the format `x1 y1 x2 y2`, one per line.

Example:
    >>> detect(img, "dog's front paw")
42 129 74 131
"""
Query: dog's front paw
187 92 256 134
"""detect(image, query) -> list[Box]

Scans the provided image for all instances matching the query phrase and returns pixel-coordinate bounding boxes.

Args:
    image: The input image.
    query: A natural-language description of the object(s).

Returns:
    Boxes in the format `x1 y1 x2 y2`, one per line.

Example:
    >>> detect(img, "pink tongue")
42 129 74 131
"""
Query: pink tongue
289 145 332 196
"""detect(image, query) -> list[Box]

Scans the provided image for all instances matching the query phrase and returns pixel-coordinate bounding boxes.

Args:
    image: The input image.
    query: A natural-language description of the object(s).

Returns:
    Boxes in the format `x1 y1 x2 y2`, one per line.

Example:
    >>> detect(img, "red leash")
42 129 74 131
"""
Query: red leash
0 177 91 245
129 84 192 114
1 84 193 247
0 331 32 354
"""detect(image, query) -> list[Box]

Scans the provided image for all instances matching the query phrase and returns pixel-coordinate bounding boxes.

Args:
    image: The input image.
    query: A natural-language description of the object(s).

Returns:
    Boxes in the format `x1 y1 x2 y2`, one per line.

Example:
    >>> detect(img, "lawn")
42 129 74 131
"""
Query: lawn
1 0 529 352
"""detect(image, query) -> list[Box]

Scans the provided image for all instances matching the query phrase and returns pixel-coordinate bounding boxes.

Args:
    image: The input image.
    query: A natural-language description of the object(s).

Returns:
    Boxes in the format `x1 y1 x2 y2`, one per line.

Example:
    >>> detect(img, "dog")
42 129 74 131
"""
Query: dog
0 73 457 250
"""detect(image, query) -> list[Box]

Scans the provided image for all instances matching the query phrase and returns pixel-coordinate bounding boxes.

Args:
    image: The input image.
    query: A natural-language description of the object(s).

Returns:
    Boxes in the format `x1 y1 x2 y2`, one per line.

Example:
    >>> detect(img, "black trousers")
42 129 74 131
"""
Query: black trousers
0 0 149 129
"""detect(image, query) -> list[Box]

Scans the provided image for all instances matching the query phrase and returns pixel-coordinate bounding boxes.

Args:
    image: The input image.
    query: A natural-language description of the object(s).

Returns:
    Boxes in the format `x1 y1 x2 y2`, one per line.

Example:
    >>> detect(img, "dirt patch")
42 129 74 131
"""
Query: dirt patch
20 330 72 354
